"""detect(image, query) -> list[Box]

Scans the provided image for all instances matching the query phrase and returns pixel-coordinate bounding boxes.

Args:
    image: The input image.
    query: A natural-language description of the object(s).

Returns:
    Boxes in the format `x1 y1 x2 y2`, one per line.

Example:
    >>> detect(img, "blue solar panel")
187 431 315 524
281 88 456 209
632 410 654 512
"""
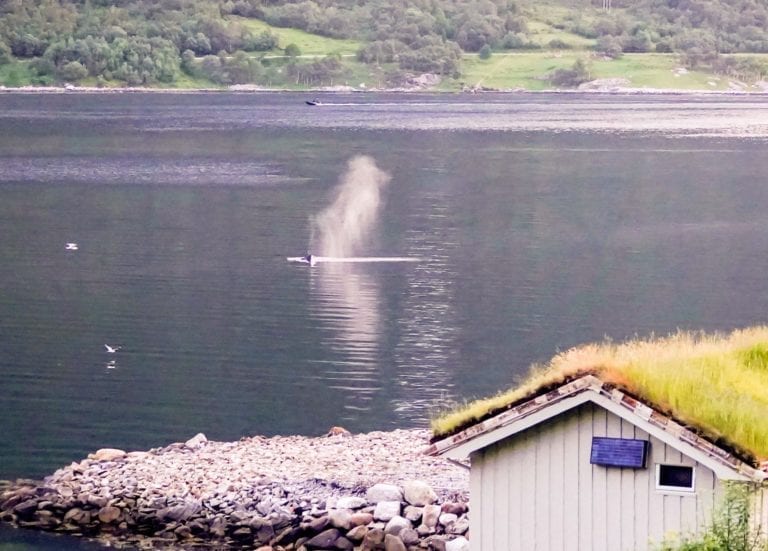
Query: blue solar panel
590 437 649 468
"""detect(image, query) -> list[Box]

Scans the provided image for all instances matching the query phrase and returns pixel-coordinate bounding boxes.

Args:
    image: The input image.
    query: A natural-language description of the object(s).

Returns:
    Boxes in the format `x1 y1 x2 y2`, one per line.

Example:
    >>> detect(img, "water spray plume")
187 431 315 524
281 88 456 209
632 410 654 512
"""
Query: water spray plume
312 155 391 258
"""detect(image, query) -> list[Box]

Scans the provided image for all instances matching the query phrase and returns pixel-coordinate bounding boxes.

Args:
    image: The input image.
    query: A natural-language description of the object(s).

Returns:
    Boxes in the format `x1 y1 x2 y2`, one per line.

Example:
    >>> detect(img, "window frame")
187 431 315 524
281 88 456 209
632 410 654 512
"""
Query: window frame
655 463 696 493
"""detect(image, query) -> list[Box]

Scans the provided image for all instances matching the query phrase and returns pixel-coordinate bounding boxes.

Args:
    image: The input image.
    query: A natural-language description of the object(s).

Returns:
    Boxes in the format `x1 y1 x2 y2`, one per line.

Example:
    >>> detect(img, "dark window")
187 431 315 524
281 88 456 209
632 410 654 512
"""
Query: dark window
657 464 694 490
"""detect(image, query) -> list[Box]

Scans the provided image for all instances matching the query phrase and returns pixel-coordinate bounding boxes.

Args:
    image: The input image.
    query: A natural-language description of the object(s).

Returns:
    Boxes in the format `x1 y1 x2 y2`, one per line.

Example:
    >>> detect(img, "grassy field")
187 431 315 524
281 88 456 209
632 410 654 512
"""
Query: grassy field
525 2 600 49
456 52 744 91
431 326 768 464
590 54 728 90
231 16 362 56
526 20 597 50
458 52 581 90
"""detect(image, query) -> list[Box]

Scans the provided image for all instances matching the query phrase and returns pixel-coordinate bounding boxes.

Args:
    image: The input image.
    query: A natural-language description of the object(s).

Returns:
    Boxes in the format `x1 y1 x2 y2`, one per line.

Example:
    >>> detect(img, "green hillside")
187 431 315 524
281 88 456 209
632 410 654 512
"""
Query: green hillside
0 0 766 90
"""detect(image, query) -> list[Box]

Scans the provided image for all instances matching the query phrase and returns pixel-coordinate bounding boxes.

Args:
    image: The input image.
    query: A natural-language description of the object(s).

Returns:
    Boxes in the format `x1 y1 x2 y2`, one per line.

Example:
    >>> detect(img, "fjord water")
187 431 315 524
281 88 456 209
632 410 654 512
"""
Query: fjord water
2 92 768 549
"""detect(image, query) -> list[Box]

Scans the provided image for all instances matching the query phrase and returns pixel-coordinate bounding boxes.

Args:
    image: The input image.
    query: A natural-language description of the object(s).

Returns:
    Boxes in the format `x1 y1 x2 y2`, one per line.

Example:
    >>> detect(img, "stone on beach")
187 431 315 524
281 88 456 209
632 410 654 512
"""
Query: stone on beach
373 500 401 522
347 524 368 541
306 527 340 547
362 527 385 548
87 448 126 462
349 511 374 526
403 479 438 506
446 535 470 551
366 483 403 503
97 506 121 523
403 505 423 522
184 433 208 450
328 508 353 529
439 512 458 529
421 504 442 530
384 515 410 536
12 499 38 518
383 533 407 551
337 496 367 509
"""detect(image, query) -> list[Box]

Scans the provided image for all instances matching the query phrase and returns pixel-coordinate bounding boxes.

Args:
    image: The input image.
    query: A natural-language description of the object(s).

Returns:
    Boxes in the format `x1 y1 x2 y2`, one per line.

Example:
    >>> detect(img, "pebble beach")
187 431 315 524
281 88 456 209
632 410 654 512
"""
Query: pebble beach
0 429 470 550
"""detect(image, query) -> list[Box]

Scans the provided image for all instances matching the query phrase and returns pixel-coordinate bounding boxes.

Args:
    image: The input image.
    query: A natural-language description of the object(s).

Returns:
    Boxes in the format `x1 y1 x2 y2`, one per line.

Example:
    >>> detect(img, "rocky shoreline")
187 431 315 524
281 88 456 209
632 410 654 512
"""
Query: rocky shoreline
0 429 469 550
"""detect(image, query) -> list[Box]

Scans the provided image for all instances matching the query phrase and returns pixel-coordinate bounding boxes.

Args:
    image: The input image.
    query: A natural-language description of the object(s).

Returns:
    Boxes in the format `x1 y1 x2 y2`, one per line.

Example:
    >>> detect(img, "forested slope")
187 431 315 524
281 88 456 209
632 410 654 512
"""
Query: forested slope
0 0 766 89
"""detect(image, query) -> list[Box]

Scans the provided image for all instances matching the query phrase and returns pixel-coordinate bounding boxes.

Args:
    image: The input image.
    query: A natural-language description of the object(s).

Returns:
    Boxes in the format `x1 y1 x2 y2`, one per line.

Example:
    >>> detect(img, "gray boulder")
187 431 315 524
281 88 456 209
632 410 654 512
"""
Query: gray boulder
306 527 340 548
383 533 407 551
438 512 458 528
361 527 385 549
306 514 329 532
336 496 367 510
384 515 410 536
249 517 275 544
373 500 401 522
156 501 201 522
329 508 353 530
403 505 422 522
184 433 207 450
400 527 420 545
209 516 227 538
349 511 373 526
346 524 368 542
421 504 441 530
88 448 125 461
97 506 121 523
446 536 470 551
12 499 39 518
441 502 468 515
403 480 437 506
366 483 403 504
335 536 354 550
450 517 469 535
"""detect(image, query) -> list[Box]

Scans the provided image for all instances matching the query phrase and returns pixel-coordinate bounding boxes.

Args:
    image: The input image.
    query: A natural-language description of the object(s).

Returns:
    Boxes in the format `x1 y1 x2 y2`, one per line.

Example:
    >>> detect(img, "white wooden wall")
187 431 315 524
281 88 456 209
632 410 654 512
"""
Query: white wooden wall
754 485 768 541
469 402 724 551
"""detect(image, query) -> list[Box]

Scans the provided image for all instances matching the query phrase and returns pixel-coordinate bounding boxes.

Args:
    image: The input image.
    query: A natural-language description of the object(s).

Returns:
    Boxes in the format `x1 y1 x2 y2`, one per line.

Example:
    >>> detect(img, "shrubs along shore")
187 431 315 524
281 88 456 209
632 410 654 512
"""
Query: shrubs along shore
0 429 470 550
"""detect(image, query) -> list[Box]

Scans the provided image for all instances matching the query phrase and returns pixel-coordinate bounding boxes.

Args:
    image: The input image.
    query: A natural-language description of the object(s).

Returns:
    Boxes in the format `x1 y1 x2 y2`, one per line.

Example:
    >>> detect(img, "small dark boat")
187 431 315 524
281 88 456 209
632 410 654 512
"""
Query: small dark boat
305 99 322 106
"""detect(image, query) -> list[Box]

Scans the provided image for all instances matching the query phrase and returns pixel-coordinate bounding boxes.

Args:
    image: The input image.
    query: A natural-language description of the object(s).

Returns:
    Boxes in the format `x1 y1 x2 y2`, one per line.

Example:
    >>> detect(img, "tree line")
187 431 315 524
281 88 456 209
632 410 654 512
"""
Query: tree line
1 0 767 87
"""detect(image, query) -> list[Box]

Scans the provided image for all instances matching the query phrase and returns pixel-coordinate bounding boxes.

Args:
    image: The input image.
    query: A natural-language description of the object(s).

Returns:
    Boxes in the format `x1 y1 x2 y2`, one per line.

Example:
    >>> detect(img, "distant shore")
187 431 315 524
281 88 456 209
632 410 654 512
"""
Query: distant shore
2 83 768 96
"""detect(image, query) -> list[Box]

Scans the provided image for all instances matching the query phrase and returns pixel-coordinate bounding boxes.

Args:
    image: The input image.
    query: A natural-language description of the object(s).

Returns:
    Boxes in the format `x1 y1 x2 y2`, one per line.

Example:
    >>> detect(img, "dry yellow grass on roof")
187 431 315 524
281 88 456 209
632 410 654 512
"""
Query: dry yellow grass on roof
431 326 768 463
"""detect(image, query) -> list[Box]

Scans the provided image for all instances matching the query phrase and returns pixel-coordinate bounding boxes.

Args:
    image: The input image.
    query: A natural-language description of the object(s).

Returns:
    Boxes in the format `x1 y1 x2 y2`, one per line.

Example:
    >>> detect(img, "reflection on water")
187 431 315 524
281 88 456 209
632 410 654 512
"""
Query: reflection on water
310 263 381 416
308 250 460 421
0 157 286 186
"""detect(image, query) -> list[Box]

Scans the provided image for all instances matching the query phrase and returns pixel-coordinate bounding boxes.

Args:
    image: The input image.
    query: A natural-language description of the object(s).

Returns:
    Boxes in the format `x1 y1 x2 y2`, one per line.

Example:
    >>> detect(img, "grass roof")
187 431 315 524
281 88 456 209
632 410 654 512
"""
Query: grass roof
431 326 768 463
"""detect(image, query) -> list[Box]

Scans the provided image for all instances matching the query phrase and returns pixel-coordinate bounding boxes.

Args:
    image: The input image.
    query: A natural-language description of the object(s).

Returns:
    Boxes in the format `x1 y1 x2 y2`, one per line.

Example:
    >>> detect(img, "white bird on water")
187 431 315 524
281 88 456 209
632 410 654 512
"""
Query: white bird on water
104 344 121 353
65 243 79 251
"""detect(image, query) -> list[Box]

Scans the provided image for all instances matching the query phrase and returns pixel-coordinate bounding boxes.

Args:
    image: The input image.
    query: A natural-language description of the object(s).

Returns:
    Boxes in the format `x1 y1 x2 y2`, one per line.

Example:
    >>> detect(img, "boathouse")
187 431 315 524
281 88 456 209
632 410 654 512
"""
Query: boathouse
427 373 768 551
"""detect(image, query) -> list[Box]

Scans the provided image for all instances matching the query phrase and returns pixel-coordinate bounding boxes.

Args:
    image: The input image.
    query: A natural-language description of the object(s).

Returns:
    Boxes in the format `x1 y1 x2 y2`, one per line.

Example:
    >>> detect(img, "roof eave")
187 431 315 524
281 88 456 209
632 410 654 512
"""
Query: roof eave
426 375 766 483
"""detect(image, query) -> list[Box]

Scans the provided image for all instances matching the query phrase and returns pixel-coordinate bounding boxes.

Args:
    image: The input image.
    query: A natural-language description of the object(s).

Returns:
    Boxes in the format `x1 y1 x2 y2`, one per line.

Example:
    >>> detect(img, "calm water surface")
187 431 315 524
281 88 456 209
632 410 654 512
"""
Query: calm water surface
1 91 768 549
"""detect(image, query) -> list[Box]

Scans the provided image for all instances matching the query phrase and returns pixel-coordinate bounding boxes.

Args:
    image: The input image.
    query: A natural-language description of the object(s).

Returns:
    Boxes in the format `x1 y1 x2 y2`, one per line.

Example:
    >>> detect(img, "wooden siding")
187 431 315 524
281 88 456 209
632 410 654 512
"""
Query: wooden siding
469 402 723 551
753 485 768 536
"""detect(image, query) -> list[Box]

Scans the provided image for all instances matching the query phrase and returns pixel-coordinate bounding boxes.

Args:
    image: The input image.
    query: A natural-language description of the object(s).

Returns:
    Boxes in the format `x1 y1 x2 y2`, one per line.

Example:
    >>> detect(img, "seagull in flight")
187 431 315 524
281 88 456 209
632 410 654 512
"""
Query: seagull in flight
65 243 79 251
104 344 121 353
